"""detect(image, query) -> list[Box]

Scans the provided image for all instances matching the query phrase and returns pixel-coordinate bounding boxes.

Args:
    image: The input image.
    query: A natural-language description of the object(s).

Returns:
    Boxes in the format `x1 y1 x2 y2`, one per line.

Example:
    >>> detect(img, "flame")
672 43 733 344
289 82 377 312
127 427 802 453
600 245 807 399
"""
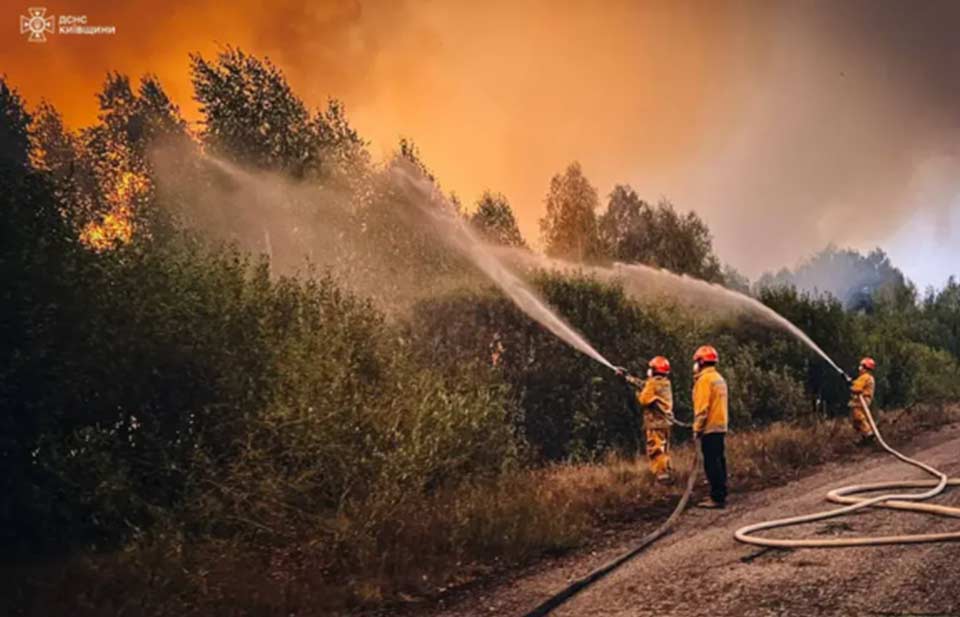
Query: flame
80 171 149 251
80 205 134 250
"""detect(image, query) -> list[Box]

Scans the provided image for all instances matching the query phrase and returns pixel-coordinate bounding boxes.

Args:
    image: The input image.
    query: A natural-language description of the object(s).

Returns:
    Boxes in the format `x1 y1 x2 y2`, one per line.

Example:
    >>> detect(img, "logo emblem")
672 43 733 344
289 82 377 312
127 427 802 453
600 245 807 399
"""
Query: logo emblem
20 7 54 42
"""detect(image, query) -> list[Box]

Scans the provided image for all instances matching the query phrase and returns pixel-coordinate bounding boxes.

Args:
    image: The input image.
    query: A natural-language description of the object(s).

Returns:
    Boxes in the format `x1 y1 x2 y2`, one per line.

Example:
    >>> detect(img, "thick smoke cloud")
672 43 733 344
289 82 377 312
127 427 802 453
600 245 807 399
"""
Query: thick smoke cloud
685 1 960 283
2 0 957 286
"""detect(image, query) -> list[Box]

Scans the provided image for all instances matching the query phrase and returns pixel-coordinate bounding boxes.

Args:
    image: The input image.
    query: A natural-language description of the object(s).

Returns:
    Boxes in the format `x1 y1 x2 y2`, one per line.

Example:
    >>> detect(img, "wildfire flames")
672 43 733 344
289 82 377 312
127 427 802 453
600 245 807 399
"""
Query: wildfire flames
80 171 148 251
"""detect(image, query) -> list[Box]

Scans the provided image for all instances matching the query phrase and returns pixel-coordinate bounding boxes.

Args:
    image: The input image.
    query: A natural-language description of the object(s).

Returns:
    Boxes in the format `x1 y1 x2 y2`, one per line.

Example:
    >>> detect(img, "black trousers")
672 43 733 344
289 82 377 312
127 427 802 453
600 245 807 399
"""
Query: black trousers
700 433 727 503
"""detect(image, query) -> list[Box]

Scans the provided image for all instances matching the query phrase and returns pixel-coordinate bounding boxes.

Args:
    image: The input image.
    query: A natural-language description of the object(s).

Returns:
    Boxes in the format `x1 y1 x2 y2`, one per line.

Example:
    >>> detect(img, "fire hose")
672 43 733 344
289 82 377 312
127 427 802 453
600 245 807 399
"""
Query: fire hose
734 395 960 547
521 409 699 617
523 376 960 616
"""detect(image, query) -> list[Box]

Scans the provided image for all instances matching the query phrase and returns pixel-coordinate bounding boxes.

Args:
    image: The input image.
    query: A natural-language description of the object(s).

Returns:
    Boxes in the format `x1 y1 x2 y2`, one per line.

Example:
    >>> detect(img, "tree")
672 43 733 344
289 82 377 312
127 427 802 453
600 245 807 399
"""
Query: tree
597 184 722 281
920 276 960 361
0 79 31 175
755 285 858 414
470 191 526 247
75 73 169 249
539 162 600 261
0 79 94 552
135 75 189 154
757 246 909 311
29 102 100 232
722 264 751 294
597 184 646 260
29 102 77 177
190 48 314 174
192 48 370 188
396 136 434 183
311 99 370 187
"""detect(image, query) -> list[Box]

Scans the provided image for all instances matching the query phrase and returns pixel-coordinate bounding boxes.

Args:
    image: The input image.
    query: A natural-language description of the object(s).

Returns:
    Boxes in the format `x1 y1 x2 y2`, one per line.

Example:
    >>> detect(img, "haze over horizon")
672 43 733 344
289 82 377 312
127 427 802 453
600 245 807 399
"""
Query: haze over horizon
3 0 958 288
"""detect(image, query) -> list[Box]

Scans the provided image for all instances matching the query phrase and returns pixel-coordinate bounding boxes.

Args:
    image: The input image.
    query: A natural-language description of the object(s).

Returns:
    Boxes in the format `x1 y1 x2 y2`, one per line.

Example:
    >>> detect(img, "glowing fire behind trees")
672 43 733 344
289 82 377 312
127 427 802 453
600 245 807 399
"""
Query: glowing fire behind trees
80 171 148 251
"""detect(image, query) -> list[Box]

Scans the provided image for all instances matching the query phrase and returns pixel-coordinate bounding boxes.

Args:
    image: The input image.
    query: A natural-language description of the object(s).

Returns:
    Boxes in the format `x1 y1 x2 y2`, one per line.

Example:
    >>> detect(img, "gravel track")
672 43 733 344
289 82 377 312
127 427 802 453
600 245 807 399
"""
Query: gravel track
431 423 960 617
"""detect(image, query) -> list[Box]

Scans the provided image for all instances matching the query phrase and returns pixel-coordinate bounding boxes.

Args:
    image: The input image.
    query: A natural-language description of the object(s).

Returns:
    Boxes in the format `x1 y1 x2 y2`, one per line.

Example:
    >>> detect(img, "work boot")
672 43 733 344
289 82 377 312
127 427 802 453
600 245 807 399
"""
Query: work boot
696 498 725 509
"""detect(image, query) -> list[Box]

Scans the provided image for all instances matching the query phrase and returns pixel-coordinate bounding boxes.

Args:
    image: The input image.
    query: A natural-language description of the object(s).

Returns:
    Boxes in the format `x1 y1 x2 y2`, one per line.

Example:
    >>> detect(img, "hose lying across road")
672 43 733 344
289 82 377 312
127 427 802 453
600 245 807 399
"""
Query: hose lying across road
522 414 698 617
522 397 960 615
735 396 960 548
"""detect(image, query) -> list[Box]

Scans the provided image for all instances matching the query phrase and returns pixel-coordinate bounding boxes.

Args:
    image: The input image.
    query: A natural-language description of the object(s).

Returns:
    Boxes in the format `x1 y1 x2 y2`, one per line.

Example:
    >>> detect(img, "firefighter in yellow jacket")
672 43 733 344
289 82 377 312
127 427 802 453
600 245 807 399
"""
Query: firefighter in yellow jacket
630 356 675 483
692 345 728 509
849 357 877 442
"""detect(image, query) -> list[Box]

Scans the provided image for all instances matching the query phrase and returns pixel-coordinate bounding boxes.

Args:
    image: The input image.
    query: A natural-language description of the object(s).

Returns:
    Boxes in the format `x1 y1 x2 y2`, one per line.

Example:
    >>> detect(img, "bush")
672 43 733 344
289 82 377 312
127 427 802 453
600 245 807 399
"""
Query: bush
903 343 960 406
407 272 710 461
5 63 960 616
6 225 522 560
723 347 809 426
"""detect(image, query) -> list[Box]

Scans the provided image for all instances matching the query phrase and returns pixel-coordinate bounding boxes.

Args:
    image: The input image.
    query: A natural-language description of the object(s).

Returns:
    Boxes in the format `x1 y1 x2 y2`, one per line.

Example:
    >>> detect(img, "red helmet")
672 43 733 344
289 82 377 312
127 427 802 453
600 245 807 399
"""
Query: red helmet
860 357 876 371
693 345 719 364
648 356 671 375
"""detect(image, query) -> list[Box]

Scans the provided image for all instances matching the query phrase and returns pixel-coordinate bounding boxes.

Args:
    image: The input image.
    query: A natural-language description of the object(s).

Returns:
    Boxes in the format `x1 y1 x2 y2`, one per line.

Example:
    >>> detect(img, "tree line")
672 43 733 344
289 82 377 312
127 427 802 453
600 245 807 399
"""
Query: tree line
2 48 959 613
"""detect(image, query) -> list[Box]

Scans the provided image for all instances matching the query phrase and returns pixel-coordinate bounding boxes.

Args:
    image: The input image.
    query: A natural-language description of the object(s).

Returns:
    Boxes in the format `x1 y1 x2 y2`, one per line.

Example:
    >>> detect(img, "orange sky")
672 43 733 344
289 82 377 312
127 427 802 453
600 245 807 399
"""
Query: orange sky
3 1 959 286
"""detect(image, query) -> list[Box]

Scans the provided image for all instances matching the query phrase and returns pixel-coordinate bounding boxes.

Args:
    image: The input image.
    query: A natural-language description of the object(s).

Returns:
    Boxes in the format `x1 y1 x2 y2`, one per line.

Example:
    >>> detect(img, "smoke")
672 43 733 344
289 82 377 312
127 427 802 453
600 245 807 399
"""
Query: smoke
691 1 960 283
19 0 959 289
150 141 624 369
148 140 484 313
150 138 849 374
1 0 734 249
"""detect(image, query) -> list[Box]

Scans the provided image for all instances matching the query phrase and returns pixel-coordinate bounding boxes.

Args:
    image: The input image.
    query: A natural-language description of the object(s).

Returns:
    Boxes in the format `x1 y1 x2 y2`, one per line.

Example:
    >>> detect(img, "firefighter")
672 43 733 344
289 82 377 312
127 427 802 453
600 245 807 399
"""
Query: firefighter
849 357 877 443
692 345 728 509
632 356 675 483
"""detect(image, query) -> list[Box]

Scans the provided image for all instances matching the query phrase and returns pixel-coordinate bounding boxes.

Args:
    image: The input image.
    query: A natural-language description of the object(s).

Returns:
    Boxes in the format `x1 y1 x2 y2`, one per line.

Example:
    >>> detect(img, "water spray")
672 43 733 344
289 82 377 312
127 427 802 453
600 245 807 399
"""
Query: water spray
196 155 617 372
390 164 619 373
200 155 848 383
392 167 853 384
610 261 851 380
188 154 954 612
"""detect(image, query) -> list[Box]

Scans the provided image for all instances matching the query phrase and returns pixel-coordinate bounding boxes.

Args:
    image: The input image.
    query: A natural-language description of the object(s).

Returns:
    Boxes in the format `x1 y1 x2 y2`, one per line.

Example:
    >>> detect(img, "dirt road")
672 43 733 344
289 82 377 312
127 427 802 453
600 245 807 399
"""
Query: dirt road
432 424 960 617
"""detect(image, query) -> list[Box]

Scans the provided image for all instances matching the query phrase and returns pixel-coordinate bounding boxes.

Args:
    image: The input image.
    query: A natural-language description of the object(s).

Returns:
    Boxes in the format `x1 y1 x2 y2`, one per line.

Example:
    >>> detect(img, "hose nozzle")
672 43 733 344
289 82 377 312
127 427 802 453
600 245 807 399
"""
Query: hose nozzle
614 365 642 386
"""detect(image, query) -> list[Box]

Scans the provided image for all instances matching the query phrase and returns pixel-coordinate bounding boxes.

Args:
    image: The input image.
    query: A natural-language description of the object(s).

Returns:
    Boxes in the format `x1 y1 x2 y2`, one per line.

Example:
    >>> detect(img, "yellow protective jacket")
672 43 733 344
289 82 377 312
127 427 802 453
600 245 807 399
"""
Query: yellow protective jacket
849 372 875 408
636 376 673 429
692 366 728 435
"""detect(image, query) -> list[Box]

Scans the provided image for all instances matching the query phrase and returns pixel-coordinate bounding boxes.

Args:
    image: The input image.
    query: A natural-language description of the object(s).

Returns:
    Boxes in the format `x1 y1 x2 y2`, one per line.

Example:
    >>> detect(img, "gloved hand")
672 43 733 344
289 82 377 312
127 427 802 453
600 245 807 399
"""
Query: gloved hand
614 366 641 386
845 374 854 386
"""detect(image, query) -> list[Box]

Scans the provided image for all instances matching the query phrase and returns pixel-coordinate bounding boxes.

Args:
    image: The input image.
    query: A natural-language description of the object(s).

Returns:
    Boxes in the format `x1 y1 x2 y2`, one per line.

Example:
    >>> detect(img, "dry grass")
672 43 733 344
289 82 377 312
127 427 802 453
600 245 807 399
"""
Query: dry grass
7 405 957 617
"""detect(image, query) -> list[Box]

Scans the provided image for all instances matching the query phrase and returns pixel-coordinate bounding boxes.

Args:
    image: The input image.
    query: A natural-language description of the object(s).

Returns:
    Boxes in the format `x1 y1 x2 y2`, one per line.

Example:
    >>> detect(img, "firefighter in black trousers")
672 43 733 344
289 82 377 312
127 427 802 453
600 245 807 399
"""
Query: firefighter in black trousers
691 345 728 509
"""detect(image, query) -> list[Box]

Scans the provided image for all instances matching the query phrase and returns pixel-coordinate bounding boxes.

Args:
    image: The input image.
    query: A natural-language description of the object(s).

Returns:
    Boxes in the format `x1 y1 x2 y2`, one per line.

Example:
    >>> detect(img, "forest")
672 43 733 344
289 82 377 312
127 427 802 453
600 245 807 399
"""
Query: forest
2 49 959 614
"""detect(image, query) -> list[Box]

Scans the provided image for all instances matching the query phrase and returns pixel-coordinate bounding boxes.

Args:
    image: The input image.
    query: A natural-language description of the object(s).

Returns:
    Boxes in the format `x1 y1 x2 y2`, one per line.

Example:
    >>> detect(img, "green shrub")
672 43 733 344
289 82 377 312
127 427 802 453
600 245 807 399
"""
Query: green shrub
406 273 709 461
723 347 809 426
903 343 960 406
8 226 521 559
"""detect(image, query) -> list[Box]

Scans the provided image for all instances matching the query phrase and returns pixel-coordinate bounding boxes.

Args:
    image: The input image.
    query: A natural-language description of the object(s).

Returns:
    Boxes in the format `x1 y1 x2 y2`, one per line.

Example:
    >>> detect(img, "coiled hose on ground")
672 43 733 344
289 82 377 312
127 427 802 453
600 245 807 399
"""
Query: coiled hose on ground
734 396 960 547
522 397 960 616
